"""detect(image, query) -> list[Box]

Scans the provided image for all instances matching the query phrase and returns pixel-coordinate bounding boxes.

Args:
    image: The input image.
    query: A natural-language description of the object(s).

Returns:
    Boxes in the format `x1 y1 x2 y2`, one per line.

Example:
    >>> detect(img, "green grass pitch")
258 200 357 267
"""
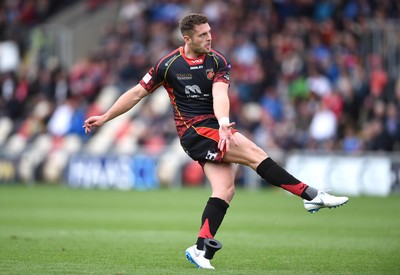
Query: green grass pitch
0 184 399 275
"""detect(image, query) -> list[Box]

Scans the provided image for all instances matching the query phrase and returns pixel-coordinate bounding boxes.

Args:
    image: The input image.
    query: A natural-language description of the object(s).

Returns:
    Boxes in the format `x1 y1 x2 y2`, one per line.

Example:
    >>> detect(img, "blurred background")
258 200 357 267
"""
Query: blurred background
0 0 399 196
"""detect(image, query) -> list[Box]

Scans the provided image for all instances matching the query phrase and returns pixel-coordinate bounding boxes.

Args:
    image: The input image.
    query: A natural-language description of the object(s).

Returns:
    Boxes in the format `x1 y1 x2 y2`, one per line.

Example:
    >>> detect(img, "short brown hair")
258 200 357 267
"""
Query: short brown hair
179 13 209 36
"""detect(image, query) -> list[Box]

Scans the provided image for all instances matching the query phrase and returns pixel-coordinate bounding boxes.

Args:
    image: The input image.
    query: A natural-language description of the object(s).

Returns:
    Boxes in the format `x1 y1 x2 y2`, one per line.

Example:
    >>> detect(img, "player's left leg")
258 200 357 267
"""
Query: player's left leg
223 132 348 211
223 132 319 199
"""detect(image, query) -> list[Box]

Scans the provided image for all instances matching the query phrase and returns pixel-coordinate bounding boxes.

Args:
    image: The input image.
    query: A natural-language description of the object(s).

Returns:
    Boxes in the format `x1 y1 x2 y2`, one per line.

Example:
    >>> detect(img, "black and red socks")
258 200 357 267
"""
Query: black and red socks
195 157 317 251
256 157 318 200
196 197 229 250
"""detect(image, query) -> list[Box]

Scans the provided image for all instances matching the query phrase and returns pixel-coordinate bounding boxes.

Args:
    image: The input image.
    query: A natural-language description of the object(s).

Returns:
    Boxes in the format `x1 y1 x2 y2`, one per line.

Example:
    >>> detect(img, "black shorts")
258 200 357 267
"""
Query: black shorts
180 118 225 166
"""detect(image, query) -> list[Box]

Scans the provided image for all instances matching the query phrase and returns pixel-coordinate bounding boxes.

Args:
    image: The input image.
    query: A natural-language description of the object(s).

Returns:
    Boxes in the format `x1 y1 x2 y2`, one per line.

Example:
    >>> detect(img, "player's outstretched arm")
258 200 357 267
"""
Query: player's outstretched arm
83 84 149 133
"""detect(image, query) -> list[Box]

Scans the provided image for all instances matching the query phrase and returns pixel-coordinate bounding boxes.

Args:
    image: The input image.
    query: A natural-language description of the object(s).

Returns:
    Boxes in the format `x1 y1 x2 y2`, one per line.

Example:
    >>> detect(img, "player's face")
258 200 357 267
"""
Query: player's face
188 23 212 55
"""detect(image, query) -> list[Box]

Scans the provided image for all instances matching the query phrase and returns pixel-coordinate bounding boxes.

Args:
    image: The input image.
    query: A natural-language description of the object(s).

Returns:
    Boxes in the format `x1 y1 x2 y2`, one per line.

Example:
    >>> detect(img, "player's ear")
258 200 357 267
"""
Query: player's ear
183 34 191 44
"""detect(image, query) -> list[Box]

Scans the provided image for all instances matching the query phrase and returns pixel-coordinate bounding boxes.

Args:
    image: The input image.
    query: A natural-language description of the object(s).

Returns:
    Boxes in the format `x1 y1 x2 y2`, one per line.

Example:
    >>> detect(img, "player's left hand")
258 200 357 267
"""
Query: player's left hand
218 122 237 152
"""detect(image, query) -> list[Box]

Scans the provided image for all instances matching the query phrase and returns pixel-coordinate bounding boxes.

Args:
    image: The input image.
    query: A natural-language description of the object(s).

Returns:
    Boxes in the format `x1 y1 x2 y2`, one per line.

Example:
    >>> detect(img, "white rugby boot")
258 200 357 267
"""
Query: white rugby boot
185 245 214 269
304 191 349 213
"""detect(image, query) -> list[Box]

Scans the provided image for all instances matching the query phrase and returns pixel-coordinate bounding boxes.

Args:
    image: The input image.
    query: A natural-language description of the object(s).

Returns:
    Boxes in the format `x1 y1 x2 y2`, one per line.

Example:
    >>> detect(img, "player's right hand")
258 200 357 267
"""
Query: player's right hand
83 115 106 133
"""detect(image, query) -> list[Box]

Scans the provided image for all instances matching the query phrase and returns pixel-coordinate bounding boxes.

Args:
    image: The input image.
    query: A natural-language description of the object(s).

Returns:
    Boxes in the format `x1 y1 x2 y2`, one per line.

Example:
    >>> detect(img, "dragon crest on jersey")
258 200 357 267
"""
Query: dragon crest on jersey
206 69 215 80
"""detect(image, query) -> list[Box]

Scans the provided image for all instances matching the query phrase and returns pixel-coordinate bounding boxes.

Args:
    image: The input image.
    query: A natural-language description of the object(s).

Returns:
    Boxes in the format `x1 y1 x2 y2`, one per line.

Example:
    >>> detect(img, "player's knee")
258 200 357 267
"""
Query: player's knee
213 185 235 203
240 142 268 168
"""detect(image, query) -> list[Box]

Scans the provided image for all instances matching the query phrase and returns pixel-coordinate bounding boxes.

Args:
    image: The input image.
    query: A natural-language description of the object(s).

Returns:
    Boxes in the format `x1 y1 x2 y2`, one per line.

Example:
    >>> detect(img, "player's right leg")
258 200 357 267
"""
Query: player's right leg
223 132 348 212
185 162 234 269
185 245 214 269
180 119 234 269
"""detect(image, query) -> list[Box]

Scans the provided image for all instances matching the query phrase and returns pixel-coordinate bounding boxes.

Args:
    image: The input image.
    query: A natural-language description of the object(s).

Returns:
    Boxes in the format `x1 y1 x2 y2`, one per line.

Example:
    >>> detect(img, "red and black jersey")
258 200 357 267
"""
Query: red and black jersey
139 46 231 138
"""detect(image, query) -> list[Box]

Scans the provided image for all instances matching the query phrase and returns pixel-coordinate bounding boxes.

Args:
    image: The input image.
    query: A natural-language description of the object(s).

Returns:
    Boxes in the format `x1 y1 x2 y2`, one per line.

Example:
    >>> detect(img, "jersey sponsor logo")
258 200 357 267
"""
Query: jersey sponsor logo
206 69 215 80
185 85 212 100
176 73 193 80
186 58 204 66
191 59 203 64
190 65 204 70
185 85 202 98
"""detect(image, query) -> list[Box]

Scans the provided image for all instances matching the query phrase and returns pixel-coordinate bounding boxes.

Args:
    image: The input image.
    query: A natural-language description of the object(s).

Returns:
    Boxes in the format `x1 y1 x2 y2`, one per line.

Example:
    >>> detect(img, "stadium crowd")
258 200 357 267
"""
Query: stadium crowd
1 0 400 170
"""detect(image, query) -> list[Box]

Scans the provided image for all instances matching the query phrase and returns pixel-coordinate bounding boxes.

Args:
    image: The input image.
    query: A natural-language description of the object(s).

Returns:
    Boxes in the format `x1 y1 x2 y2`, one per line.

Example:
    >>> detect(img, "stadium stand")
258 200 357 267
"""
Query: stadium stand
1 0 400 184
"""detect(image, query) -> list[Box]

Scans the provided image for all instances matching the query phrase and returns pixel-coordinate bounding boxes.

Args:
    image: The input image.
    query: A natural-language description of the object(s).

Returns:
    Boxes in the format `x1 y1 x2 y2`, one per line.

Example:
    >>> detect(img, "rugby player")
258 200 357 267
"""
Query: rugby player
83 13 349 269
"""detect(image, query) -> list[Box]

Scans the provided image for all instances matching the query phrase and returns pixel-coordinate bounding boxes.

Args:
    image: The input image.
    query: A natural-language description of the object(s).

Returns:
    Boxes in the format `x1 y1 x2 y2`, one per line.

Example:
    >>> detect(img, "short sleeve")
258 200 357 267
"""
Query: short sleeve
212 50 231 85
139 66 164 93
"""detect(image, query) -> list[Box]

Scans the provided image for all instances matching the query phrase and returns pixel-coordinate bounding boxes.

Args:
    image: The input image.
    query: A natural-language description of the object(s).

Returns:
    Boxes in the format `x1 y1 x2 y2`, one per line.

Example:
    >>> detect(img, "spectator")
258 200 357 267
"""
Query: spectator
0 0 400 162
342 123 363 153
47 98 76 137
309 100 337 147
385 102 400 142
364 119 394 151
260 86 283 122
